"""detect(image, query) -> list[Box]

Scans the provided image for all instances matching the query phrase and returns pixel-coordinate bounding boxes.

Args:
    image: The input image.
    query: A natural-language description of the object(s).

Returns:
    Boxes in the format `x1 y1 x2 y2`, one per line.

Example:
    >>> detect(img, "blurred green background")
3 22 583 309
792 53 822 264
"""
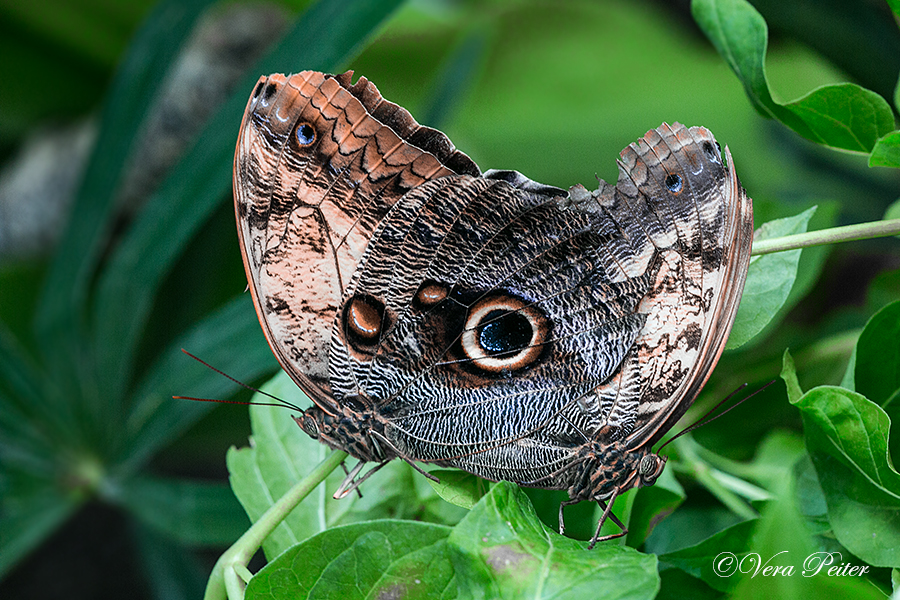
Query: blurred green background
0 0 897 598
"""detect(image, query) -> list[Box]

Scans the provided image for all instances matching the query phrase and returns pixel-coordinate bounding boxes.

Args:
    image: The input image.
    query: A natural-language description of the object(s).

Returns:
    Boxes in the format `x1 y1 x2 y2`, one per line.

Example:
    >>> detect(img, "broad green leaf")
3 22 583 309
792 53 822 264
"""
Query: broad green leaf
656 569 722 600
889 0 900 19
428 469 490 510
659 519 756 593
785 84 895 152
90 0 406 410
244 521 454 600
448 482 659 600
691 0 894 152
870 131 900 168
788 384 900 568
227 372 459 560
728 207 816 348
854 300 900 408
111 476 249 546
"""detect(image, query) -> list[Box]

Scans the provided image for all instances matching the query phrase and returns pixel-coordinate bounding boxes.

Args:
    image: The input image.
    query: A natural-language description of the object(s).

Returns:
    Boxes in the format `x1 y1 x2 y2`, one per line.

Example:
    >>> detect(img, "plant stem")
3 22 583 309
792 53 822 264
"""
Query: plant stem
751 218 900 255
673 437 760 521
204 449 348 600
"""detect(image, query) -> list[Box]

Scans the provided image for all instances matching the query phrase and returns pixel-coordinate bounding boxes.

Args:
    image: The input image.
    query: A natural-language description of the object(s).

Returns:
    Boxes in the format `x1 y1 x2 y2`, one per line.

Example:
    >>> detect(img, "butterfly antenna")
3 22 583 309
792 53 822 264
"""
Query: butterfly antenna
177 349 303 412
659 379 777 451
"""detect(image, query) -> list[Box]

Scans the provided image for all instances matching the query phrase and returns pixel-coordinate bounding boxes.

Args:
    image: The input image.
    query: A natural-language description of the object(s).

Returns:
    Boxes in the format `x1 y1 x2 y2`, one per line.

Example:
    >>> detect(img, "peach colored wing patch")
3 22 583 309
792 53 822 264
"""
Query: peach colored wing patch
233 71 479 412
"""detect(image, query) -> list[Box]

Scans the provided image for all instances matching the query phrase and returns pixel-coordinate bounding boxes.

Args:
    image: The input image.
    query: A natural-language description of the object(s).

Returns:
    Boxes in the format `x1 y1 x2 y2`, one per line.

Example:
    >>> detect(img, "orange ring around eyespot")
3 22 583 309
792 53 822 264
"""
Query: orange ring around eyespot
460 296 547 372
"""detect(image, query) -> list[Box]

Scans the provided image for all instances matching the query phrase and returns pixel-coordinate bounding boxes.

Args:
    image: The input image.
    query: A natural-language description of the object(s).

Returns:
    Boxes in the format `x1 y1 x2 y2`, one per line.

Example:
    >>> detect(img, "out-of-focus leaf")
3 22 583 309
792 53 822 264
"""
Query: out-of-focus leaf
34 0 218 370
870 131 900 168
885 199 900 223
0 482 81 578
626 466 685 548
889 0 900 18
131 520 208 600
656 569 723 600
449 482 659 600
728 207 815 348
691 0 894 152
116 294 276 472
730 476 881 600
244 521 454 600
659 519 756 593
854 300 900 408
111 476 249 546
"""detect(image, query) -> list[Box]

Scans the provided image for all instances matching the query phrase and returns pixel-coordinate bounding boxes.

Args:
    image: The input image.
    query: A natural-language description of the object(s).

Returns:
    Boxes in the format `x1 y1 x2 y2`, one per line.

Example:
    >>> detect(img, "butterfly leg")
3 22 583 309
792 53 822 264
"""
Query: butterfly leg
557 498 581 534
338 461 364 498
587 489 628 549
370 429 439 482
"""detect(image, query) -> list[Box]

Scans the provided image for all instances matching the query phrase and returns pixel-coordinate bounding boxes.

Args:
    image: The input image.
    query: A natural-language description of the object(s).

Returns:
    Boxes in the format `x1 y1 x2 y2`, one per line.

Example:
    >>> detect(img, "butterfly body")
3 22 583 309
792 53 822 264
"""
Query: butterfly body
234 71 753 542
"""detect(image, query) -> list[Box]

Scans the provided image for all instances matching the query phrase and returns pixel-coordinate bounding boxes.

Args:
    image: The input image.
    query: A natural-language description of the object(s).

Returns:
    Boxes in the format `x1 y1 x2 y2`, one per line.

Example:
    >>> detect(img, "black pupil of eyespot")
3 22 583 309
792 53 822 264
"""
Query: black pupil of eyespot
665 174 682 192
296 123 315 145
478 310 532 356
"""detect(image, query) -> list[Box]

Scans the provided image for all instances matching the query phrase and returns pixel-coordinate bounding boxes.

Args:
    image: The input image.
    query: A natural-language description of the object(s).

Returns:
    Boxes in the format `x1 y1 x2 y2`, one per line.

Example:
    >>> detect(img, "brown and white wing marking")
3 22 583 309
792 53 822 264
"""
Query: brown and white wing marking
233 70 479 412
587 123 753 447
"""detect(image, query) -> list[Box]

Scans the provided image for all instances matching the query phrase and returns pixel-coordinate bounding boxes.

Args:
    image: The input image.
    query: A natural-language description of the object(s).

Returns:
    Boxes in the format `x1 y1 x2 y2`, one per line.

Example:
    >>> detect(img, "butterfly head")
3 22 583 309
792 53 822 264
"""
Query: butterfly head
569 441 668 502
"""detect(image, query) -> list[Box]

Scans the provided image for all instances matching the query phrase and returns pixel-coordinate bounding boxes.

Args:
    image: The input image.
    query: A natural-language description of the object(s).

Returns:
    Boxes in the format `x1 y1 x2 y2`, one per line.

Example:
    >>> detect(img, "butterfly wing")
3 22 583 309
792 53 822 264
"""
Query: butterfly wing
328 123 752 485
594 123 753 450
233 71 479 413
328 172 655 482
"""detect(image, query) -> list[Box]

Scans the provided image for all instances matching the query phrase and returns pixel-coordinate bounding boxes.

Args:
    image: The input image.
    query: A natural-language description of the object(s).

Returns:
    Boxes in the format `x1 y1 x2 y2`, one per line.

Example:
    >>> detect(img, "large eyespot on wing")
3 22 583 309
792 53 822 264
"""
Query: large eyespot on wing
233 71 480 413
326 172 650 483
458 294 548 374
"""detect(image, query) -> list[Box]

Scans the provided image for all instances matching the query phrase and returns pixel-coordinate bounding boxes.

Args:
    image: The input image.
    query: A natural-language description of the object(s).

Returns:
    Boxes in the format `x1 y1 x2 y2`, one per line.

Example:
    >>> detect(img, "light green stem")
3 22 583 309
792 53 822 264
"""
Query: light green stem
673 437 759 521
204 449 348 600
751 218 900 255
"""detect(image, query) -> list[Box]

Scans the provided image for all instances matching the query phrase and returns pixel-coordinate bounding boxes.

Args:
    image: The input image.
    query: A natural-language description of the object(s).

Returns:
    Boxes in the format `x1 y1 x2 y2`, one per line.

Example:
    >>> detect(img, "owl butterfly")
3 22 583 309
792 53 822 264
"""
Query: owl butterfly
234 71 753 547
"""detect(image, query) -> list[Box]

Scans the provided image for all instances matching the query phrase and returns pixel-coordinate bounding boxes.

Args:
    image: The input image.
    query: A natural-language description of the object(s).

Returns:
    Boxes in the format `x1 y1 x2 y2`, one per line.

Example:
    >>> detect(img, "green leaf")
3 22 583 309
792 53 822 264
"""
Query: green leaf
889 0 900 19
729 476 882 600
90 0 407 409
870 131 900 168
132 521 208 600
659 519 756 593
427 469 490 510
626 466 685 548
728 207 816 348
885 199 900 223
33 0 218 366
116 294 276 472
854 300 900 408
785 84 896 153
781 350 805 404
656 569 723 600
111 476 249 546
244 521 454 600
790 385 900 568
0 480 81 578
227 372 447 560
691 0 894 152
448 482 659 600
